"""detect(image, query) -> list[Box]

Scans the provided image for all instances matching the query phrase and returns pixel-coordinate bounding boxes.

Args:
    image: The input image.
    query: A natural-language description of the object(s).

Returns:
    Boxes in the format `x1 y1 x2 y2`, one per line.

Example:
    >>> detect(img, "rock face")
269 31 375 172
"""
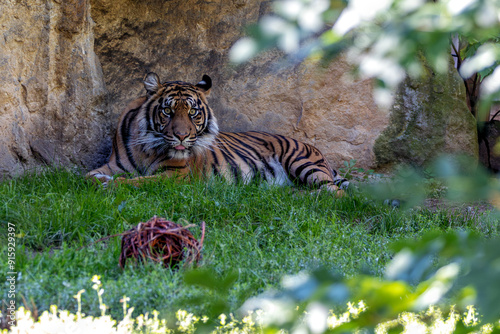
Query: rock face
0 0 478 179
90 0 389 170
0 0 109 178
374 60 478 169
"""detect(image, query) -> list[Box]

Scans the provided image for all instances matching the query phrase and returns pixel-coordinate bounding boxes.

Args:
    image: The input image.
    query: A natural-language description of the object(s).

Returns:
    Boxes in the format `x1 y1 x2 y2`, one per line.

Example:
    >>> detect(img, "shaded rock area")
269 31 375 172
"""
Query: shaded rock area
90 0 388 170
0 0 109 178
0 0 479 178
374 60 478 170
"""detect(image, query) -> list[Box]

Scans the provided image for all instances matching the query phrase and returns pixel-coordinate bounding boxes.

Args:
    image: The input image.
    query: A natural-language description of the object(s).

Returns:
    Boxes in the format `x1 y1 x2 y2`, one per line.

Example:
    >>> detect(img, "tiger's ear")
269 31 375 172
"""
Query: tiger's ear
196 75 212 95
144 72 161 95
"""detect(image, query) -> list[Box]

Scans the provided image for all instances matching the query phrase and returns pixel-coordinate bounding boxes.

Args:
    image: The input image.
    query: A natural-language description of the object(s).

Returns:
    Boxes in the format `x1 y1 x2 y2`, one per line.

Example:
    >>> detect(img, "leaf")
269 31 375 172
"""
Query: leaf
117 200 127 213
460 42 482 60
460 43 500 78
477 62 497 80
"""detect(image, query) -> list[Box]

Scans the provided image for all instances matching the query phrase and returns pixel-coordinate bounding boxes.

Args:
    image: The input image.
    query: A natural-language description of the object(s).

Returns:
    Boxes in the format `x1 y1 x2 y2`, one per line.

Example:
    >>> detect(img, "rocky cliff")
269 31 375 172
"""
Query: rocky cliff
0 0 109 177
374 60 478 169
0 0 478 178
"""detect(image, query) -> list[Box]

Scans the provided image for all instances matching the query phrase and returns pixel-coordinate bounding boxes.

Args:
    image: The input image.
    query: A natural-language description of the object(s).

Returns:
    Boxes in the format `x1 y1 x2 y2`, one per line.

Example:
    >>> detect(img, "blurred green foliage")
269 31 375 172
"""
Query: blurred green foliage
362 154 497 208
232 230 500 333
231 0 500 112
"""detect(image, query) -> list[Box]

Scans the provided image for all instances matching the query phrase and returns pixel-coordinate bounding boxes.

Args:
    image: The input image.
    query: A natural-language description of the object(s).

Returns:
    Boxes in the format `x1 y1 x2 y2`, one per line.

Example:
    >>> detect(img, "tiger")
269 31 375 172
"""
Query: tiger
86 72 349 196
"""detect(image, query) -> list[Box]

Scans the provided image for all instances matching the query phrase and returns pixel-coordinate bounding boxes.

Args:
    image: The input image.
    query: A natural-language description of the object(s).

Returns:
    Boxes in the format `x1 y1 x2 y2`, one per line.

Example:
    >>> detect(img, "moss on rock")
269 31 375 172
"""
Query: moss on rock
374 58 478 169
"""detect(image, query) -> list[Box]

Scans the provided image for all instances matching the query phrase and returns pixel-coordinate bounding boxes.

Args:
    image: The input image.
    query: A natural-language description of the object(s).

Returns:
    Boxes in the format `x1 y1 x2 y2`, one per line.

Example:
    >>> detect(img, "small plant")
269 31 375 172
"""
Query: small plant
237 231 500 333
339 159 375 181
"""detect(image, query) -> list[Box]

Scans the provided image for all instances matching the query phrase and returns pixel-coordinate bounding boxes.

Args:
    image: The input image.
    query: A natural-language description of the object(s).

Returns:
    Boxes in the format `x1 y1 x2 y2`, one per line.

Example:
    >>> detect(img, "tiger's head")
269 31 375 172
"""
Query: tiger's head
139 72 219 160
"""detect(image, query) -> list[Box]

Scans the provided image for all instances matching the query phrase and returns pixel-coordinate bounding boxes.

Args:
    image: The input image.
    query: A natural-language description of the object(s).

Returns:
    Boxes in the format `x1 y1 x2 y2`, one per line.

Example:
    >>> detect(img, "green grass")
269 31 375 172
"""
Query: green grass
0 168 498 323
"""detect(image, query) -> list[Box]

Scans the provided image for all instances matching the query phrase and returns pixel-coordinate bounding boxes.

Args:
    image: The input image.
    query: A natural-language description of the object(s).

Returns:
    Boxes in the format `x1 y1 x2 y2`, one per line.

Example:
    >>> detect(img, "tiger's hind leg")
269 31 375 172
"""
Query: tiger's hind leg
292 167 346 197
332 170 350 190
281 141 347 197
319 181 346 197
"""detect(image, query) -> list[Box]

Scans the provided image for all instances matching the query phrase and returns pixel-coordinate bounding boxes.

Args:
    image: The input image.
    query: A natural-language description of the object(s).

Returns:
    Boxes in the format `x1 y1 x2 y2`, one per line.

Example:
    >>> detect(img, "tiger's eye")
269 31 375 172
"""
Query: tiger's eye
188 108 198 116
161 108 172 116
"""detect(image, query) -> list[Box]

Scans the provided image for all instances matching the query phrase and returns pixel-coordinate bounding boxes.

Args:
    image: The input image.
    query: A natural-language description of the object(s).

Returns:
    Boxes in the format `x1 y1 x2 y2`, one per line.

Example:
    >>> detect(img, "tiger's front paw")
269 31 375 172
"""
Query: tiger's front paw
103 176 129 188
87 173 114 187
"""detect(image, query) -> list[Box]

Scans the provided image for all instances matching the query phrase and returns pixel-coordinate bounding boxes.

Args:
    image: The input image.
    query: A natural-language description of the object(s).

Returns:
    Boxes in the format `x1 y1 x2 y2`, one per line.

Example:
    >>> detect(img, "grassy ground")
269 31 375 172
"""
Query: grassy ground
0 168 498 325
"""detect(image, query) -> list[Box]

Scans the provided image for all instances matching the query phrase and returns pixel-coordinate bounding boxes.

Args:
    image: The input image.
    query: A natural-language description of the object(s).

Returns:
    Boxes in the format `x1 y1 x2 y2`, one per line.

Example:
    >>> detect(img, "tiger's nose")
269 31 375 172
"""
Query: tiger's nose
175 131 189 141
